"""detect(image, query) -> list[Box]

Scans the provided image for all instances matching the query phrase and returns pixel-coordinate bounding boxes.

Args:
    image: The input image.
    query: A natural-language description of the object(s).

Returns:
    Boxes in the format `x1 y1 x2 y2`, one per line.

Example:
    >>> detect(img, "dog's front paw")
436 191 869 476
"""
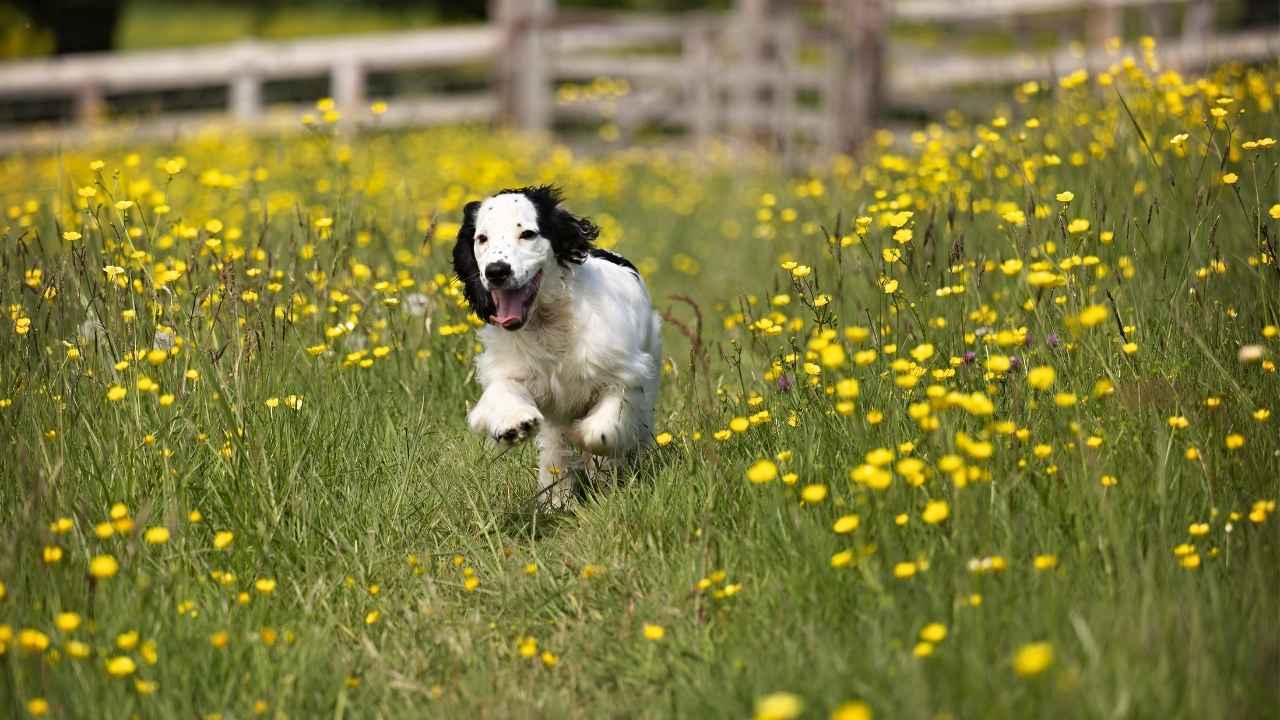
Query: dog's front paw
470 402 542 445
571 411 622 456
494 411 541 444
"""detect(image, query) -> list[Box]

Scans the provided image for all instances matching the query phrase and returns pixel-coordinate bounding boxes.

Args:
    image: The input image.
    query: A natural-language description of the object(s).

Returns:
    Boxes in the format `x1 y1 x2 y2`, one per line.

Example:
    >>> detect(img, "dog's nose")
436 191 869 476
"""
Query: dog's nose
485 261 513 287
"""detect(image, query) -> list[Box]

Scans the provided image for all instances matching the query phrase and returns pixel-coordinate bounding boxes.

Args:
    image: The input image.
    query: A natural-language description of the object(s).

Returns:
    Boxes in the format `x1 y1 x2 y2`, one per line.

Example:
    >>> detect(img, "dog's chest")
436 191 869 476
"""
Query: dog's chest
504 312 600 422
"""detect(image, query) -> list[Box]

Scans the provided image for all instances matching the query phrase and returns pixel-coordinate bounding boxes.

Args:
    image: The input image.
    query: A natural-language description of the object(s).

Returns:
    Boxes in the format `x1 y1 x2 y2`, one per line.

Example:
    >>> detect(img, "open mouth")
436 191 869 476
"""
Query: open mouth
490 270 542 330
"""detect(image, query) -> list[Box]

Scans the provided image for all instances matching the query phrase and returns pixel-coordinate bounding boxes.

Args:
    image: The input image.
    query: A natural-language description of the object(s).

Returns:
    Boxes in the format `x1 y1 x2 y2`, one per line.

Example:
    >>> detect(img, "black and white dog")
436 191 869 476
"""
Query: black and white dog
452 186 662 507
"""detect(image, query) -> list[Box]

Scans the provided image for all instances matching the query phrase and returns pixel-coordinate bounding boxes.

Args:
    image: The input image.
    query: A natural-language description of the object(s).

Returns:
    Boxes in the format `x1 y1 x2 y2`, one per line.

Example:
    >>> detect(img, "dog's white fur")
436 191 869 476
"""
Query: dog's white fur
455 188 662 507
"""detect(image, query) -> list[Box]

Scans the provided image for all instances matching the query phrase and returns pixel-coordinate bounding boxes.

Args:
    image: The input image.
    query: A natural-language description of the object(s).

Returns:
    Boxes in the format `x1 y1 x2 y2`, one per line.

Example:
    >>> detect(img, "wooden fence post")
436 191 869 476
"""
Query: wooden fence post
1086 2 1123 49
827 0 886 152
774 15 798 166
231 74 261 121
1183 0 1215 46
333 59 366 121
74 84 104 126
684 22 715 142
730 0 767 140
491 0 553 132
230 42 262 122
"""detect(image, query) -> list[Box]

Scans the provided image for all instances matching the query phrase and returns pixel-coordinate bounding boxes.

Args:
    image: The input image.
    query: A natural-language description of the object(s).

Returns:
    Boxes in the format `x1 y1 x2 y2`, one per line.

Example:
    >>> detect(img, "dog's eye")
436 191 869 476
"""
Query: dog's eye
475 234 487 244
519 229 538 240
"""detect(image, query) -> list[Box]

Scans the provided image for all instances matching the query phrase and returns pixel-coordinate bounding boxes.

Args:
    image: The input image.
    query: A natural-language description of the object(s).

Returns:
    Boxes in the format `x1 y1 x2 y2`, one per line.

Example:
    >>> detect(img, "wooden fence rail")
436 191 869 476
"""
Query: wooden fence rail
0 0 1275 157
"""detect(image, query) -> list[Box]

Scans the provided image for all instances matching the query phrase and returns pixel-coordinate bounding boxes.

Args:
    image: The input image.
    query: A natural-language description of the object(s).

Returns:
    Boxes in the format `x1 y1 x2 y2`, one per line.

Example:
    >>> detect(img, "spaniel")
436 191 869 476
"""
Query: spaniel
452 186 662 507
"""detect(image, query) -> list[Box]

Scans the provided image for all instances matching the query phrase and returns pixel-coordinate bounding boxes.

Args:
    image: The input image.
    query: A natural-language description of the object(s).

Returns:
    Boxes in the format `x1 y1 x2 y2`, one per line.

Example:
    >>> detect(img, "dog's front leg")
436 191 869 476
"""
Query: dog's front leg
570 387 643 457
468 382 542 445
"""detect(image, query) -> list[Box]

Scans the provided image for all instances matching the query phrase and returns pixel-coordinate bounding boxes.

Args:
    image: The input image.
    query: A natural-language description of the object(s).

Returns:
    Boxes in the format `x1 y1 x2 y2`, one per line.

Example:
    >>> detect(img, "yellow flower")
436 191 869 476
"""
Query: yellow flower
746 460 778 484
116 630 138 650
518 636 537 657
55 612 82 632
920 623 947 642
832 701 873 720
541 650 558 668
820 344 846 368
209 631 229 648
1027 366 1055 390
893 562 917 579
1012 642 1054 677
213 531 234 549
105 655 137 677
831 550 854 568
800 484 828 504
1067 218 1090 234
921 500 949 524
1221 172 1238 185
18 628 50 652
835 378 860 399
655 432 673 446
754 692 803 720
832 515 860 534
1055 191 1074 202
1077 305 1108 327
642 623 665 641
144 527 170 544
1027 270 1064 287
1225 433 1245 450
1033 554 1058 570
89 554 119 579
26 698 49 717
255 578 277 594
106 385 127 402
1270 204 1280 220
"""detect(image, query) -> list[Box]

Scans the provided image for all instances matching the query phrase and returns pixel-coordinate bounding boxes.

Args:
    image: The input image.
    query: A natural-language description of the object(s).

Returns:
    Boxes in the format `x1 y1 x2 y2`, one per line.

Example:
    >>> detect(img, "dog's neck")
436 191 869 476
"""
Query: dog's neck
522 262 574 336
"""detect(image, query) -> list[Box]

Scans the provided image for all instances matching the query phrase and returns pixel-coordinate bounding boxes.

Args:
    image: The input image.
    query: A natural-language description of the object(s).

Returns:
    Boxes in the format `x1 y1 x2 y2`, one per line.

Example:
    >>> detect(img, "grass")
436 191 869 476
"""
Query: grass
1 53 1278 719
114 1 453 51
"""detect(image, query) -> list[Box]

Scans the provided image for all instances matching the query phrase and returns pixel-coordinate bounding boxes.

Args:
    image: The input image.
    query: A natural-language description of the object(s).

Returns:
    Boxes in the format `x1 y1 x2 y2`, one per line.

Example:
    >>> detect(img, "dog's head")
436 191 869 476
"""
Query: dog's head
452 185 598 331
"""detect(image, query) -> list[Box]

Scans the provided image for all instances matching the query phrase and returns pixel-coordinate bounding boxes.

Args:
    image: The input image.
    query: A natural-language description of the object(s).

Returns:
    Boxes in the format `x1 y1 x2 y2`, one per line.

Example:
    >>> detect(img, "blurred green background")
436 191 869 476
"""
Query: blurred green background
0 0 731 58
2 0 1275 60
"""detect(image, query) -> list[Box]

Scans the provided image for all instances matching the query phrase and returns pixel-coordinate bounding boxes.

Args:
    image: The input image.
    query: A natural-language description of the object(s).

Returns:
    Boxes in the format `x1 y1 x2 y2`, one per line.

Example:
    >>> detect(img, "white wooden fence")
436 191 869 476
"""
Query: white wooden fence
0 0 1275 156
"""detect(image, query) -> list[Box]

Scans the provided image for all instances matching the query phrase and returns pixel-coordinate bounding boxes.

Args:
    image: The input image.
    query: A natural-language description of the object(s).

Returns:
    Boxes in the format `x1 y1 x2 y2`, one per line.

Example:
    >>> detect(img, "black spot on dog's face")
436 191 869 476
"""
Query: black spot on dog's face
494 185 599 266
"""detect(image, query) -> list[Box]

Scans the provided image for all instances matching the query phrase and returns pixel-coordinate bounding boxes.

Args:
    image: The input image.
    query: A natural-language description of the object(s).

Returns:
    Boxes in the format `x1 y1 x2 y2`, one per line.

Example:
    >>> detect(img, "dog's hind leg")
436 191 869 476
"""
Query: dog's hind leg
535 426 583 509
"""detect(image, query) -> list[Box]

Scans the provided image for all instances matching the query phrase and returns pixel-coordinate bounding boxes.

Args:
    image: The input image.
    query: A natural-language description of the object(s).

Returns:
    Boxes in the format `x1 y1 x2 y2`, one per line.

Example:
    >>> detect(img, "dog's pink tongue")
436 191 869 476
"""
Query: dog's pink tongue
492 285 533 326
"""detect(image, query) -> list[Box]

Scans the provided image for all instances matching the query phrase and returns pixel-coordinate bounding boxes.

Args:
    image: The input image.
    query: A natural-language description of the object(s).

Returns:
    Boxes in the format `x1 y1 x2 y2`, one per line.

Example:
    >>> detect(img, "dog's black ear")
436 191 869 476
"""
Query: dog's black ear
518 185 597 265
545 204 599 265
452 200 495 321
